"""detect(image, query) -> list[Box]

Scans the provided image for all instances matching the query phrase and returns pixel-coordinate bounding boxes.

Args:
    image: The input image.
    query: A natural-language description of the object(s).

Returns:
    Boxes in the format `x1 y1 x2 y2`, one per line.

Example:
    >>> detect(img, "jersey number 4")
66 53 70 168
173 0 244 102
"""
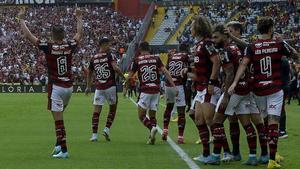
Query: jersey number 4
260 56 272 77
57 56 67 76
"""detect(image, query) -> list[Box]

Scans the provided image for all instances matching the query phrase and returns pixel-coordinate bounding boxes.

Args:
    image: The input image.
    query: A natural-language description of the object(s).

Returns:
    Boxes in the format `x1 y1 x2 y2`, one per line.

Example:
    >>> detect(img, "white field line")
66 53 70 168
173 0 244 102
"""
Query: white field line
128 97 201 169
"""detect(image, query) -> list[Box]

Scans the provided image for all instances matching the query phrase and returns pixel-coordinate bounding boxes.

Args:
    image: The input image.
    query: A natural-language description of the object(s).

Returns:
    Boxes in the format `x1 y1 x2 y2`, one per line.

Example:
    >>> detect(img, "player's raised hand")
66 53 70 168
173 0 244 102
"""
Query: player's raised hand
85 87 91 96
74 6 82 20
18 7 26 20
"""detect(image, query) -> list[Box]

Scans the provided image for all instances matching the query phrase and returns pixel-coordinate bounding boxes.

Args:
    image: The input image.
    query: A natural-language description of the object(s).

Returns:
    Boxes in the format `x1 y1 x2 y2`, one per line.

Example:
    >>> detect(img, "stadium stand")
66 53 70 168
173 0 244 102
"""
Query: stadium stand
0 5 141 85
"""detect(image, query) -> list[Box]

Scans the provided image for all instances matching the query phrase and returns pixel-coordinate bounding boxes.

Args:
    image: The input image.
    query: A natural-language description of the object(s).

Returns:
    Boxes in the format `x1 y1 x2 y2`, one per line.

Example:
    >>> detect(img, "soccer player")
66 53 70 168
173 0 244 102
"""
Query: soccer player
183 16 222 163
227 21 269 163
85 37 125 142
228 17 299 169
18 7 83 158
127 42 177 145
162 43 189 144
211 24 263 165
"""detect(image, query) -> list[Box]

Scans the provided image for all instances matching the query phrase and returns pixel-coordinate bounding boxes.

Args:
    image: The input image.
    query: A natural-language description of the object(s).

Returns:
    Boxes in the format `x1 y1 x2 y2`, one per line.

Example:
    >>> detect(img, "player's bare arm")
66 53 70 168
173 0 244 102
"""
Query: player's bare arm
18 7 38 46
208 54 221 95
225 28 248 48
220 63 235 109
161 66 178 96
73 7 83 42
111 61 125 79
228 57 250 95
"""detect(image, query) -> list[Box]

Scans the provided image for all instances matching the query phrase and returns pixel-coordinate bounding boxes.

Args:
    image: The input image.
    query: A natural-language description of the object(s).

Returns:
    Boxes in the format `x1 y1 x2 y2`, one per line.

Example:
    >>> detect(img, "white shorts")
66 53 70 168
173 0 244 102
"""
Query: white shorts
93 86 117 106
48 84 73 112
138 92 160 111
194 87 221 106
165 85 186 107
189 96 196 112
217 93 259 116
254 90 283 117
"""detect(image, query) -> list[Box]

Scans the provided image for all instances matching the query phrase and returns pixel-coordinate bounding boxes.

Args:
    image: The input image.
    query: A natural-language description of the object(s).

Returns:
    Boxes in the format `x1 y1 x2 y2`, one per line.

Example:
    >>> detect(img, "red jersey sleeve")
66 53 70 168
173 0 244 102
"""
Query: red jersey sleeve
219 49 234 68
204 41 218 57
37 39 50 54
280 41 292 57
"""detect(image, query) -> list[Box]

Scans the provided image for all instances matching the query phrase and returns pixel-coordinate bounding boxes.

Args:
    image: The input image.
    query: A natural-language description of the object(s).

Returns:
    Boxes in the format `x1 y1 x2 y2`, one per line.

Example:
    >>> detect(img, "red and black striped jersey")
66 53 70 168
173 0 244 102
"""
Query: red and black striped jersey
166 52 189 87
38 39 77 88
219 44 249 95
89 52 116 90
193 39 219 91
245 39 291 96
131 54 163 94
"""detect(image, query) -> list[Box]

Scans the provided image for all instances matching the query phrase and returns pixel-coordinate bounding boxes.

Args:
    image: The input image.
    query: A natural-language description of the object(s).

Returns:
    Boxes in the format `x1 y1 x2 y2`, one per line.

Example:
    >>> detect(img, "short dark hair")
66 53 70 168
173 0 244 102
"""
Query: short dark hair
52 25 65 40
257 17 274 34
179 43 189 52
192 16 212 38
139 41 150 51
226 21 243 35
213 24 226 35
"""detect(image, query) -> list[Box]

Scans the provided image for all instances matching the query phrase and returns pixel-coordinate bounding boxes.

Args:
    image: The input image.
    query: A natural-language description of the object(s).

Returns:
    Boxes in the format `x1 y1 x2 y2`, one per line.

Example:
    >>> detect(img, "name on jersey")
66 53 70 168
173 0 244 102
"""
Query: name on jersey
94 58 108 64
255 48 278 55
138 59 157 65
172 56 182 60
51 50 71 55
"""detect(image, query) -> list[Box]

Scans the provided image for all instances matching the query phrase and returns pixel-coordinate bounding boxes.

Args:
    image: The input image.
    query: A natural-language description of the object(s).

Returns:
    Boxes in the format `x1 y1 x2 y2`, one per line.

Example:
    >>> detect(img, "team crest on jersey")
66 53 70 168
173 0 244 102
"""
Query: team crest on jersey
255 43 263 48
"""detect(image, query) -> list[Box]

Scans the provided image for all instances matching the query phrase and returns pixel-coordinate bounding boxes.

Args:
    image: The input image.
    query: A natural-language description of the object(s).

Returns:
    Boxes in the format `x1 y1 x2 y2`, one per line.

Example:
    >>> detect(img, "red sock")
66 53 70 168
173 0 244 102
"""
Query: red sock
230 122 240 155
255 123 268 156
211 123 226 155
243 124 257 155
178 113 185 136
106 111 116 128
139 115 152 130
55 120 67 152
163 104 173 129
197 124 210 157
268 124 279 160
92 112 100 133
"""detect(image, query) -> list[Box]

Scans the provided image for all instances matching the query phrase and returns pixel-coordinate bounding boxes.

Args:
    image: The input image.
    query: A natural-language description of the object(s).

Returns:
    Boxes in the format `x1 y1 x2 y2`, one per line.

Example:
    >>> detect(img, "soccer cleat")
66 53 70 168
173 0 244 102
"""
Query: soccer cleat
52 151 69 159
162 129 168 141
193 155 210 164
195 138 202 144
51 145 61 155
221 152 234 163
279 131 288 139
177 136 184 144
242 156 258 166
267 160 281 169
90 133 98 142
233 154 242 161
206 154 221 165
103 127 111 141
147 127 157 145
258 155 269 164
275 153 284 163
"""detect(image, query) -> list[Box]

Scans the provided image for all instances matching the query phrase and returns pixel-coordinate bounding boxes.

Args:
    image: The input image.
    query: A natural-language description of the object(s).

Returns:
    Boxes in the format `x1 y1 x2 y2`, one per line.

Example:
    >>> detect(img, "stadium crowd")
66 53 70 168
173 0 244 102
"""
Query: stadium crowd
0 5 141 85
178 1 300 45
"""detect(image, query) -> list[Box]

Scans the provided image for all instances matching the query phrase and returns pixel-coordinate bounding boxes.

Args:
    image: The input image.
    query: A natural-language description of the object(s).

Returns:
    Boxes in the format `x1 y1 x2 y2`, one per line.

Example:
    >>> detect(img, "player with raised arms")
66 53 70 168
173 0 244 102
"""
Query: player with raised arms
18 6 83 158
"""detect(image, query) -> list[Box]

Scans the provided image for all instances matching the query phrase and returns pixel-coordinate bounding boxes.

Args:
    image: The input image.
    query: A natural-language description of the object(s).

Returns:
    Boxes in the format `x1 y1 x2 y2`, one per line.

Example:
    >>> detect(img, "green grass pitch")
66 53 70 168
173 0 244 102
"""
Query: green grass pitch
0 93 299 169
